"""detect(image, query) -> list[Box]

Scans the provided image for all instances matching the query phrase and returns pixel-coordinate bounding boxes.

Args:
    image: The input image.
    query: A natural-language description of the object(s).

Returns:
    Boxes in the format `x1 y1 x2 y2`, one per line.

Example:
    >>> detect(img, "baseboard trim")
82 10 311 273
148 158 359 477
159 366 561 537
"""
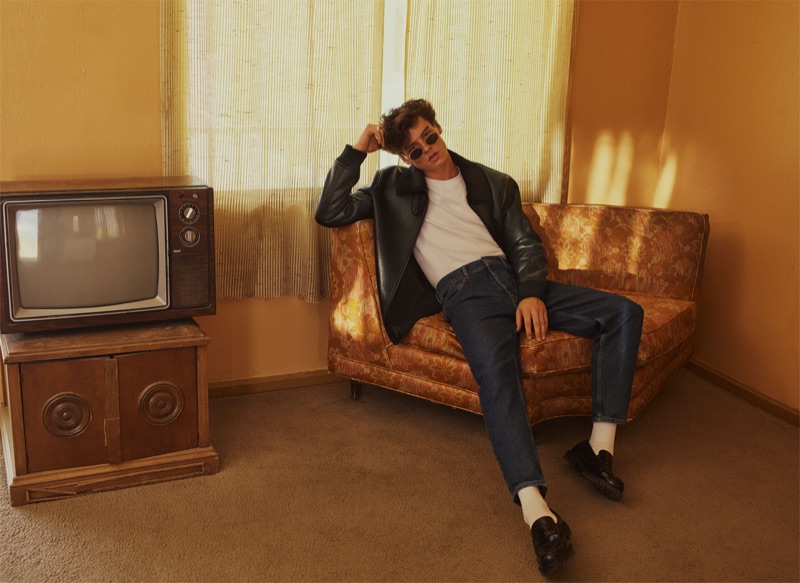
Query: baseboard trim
685 359 799 426
209 370 344 399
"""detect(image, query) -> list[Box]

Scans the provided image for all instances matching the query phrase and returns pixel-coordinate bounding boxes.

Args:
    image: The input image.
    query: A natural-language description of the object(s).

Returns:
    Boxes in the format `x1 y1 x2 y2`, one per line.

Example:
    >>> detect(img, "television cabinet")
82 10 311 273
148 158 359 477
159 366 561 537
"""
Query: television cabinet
0 319 218 505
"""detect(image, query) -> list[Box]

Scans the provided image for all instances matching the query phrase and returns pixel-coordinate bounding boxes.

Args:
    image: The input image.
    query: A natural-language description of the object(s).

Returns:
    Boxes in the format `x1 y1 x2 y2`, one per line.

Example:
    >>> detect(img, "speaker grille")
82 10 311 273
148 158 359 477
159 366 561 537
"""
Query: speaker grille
171 253 210 308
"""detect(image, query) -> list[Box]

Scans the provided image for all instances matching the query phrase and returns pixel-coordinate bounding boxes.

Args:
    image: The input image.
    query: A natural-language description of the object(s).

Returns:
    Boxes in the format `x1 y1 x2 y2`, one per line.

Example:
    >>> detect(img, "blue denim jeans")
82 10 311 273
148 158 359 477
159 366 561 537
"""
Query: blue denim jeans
435 256 643 502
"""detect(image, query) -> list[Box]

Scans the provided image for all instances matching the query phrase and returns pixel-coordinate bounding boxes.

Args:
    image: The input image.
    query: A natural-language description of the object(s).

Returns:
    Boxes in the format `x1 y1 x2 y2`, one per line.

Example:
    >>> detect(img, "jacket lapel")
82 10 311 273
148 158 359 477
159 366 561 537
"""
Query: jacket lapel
396 164 428 215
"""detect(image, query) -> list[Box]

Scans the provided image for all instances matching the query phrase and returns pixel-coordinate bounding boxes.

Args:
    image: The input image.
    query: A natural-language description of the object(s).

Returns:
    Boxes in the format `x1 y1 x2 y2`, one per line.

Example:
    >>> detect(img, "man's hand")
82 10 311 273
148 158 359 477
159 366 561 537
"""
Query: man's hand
516 296 548 341
353 124 385 154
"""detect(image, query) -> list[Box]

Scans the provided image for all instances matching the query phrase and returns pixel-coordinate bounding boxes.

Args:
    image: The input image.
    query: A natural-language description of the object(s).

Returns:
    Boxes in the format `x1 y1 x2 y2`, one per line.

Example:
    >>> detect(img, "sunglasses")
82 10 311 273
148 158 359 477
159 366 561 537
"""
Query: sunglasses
405 131 440 161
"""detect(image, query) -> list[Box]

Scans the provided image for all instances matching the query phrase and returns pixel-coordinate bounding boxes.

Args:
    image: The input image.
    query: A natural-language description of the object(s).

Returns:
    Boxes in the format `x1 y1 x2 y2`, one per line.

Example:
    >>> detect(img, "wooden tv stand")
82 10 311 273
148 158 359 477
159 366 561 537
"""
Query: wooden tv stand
0 319 218 506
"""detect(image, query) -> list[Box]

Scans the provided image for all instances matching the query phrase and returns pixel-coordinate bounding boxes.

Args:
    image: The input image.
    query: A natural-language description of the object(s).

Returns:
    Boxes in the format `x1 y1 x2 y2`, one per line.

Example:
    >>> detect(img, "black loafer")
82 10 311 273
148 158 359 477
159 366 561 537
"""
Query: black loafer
530 512 575 576
564 439 625 501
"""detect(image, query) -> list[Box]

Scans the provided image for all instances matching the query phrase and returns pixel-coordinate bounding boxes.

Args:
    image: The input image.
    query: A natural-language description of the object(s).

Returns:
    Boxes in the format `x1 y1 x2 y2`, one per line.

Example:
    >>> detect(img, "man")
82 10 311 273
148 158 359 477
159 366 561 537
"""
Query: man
315 99 644 576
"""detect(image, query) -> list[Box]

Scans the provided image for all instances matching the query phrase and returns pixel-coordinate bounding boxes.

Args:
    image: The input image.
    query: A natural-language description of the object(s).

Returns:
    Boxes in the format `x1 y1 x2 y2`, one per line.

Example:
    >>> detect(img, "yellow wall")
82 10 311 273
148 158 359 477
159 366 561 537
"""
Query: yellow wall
0 0 162 179
2 1 797 410
663 1 799 410
569 0 799 411
195 297 329 384
569 0 679 207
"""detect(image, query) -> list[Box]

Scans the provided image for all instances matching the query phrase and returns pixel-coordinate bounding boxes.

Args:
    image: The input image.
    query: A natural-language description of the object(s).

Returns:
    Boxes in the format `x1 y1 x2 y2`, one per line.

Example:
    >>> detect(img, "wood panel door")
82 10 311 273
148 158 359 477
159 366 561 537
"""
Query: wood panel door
117 346 198 462
21 357 113 473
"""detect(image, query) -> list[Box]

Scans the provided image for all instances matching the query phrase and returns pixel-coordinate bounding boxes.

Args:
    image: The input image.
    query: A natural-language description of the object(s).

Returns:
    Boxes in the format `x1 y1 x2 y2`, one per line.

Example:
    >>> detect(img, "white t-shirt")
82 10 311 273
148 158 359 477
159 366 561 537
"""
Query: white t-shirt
413 172 505 287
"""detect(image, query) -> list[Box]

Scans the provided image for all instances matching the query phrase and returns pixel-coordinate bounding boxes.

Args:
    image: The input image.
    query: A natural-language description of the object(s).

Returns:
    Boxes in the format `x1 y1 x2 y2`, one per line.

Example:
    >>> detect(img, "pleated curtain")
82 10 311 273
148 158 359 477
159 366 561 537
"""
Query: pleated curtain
161 0 574 302
405 0 575 204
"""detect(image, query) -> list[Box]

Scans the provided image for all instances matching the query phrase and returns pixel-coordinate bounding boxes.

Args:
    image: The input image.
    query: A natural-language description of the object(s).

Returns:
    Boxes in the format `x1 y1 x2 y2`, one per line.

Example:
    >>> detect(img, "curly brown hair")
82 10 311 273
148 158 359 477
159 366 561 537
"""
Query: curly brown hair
380 99 438 155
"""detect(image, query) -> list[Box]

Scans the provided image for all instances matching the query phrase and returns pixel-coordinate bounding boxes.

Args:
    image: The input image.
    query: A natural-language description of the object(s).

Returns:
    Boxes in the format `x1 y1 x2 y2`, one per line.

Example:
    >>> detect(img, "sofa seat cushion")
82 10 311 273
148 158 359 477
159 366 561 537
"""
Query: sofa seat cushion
398 291 697 376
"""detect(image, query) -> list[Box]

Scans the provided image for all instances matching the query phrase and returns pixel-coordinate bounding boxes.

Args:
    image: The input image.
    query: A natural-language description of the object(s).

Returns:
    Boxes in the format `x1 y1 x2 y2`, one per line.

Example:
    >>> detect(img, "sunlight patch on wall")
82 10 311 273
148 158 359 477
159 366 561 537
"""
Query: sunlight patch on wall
654 150 677 208
586 130 634 206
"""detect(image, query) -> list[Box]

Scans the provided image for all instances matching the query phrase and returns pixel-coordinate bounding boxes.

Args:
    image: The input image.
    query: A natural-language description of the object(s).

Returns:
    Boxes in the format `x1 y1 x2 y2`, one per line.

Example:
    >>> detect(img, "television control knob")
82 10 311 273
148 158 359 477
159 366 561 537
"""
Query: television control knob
180 227 200 247
179 203 200 224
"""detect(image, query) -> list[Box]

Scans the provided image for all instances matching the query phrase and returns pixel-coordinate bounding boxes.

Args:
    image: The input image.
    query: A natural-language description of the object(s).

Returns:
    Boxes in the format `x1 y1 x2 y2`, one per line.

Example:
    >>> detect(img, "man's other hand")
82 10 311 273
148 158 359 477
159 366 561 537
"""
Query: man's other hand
516 297 548 341
353 124 385 154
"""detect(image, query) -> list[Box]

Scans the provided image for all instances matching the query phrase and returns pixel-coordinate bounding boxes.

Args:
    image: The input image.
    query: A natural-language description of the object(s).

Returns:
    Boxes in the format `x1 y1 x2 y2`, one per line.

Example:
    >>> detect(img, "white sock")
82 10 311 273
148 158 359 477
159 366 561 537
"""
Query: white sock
518 486 555 527
589 422 617 456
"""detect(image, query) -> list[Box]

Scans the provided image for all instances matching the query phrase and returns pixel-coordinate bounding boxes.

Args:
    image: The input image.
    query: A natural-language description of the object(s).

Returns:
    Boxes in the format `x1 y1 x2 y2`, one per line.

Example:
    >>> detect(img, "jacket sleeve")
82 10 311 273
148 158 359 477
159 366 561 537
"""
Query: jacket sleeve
315 145 377 227
498 176 550 300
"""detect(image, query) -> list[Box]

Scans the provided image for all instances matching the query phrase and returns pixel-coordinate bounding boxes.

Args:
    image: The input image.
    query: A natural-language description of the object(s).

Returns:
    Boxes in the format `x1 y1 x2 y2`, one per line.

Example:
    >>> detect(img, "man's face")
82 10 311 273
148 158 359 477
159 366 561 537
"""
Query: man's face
399 116 448 174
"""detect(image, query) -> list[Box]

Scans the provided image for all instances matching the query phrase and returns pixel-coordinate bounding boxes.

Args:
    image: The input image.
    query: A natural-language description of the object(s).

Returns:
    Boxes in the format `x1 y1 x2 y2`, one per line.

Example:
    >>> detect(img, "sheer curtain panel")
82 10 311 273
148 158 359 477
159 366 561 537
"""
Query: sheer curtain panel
161 0 384 302
405 0 575 204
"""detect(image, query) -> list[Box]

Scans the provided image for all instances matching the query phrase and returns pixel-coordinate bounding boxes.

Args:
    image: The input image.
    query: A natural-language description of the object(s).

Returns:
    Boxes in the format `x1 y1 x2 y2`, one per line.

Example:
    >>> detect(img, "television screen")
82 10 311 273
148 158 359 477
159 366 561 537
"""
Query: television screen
6 198 167 316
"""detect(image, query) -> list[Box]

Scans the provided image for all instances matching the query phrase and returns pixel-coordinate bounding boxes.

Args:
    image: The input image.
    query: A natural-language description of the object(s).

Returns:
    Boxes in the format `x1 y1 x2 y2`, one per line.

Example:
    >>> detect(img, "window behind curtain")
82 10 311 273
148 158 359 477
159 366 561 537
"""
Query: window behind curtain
161 0 383 302
405 0 575 204
161 0 574 302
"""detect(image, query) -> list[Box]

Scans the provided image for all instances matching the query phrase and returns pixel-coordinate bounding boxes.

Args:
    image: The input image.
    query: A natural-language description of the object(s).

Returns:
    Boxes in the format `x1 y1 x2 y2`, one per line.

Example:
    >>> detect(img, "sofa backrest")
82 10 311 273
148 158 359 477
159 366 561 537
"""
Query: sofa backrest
527 203 710 302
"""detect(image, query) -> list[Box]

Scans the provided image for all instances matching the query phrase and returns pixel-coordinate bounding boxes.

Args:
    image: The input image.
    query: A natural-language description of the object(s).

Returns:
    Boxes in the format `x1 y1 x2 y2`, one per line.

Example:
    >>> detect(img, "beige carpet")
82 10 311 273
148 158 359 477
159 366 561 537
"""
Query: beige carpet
0 368 797 582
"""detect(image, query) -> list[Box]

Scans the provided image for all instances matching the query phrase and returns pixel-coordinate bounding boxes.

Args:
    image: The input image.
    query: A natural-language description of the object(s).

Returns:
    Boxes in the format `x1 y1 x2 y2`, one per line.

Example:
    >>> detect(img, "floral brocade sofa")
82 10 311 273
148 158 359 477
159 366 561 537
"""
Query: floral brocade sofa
326 203 710 425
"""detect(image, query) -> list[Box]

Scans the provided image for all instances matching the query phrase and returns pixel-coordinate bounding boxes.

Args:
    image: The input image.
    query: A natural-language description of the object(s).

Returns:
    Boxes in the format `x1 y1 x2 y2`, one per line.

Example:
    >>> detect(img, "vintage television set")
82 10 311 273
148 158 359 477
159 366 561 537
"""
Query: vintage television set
0 176 215 334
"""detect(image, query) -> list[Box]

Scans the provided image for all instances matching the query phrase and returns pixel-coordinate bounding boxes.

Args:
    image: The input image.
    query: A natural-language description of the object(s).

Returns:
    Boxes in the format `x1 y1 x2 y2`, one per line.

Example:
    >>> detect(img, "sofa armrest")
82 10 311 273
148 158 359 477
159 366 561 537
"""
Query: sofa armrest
528 203 710 302
327 220 392 367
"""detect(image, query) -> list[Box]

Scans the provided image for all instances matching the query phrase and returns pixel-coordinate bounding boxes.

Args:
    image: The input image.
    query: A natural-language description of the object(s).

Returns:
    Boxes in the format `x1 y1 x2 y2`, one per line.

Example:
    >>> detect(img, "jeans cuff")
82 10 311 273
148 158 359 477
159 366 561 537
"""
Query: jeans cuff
592 415 628 425
512 480 548 505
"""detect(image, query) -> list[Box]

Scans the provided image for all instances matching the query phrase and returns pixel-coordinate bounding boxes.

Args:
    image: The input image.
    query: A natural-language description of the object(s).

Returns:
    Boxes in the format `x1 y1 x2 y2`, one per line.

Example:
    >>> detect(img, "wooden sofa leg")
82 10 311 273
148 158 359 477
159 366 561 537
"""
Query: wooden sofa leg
350 380 363 401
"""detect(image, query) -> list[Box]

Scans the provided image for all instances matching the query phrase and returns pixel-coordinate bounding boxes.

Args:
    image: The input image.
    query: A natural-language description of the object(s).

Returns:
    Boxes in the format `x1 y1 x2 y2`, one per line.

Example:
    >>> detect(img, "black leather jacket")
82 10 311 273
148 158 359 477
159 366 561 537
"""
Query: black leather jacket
315 145 549 344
